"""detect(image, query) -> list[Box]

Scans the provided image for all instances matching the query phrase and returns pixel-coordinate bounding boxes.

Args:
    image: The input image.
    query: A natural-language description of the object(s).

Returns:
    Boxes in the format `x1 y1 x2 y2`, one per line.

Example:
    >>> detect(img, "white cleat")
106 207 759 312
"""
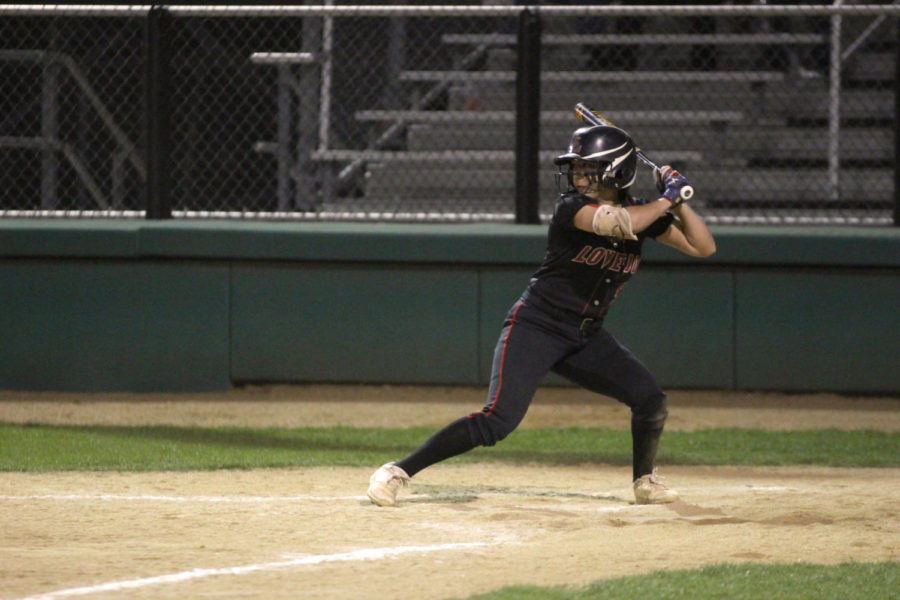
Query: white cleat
367 462 410 507
633 468 679 505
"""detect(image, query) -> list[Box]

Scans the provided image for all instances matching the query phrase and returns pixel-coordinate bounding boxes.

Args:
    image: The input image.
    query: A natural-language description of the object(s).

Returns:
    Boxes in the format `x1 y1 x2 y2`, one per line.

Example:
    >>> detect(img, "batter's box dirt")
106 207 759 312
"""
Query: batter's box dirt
1 465 898 600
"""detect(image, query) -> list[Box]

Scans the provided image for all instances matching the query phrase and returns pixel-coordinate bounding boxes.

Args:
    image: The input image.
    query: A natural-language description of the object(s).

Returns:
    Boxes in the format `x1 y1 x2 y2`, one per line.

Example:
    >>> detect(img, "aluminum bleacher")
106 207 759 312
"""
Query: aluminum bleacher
320 13 894 223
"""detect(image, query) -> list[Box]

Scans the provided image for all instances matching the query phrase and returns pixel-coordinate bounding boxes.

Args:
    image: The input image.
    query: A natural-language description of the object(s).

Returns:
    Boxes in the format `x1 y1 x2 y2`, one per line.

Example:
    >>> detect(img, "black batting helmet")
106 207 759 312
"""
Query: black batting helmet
554 125 638 190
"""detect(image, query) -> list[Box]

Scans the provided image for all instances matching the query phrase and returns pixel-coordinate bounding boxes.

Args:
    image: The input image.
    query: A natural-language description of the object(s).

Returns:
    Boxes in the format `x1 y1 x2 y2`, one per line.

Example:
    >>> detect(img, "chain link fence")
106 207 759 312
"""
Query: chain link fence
0 10 146 213
0 4 897 225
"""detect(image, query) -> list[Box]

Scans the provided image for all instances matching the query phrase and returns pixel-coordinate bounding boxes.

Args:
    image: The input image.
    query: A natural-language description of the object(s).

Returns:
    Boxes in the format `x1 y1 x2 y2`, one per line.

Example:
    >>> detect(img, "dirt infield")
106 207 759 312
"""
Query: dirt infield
1 385 898 600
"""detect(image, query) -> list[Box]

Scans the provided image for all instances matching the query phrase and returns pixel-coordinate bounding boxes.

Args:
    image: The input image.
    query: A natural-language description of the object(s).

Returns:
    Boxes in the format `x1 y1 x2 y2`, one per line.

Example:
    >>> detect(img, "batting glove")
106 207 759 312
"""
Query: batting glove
654 165 690 206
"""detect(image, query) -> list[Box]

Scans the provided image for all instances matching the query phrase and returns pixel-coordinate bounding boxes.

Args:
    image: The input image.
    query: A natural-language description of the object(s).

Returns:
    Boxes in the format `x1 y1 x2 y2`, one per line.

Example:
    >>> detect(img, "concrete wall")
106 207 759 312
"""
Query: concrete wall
1 220 897 394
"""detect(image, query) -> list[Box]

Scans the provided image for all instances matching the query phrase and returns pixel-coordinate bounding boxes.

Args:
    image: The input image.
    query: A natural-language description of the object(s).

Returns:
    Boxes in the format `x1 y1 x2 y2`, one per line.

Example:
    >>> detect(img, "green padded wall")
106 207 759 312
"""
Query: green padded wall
736 270 900 392
0 221 896 393
231 263 480 383
0 261 230 392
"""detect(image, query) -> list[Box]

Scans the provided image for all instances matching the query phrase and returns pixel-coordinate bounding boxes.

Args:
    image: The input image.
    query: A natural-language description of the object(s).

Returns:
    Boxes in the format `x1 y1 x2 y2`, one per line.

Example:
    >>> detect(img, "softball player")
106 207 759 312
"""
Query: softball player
368 125 716 507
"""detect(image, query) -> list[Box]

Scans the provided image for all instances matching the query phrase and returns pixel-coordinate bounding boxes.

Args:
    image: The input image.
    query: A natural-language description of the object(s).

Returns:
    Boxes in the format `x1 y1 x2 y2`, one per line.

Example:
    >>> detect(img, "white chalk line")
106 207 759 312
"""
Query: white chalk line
0 493 367 503
11 542 491 600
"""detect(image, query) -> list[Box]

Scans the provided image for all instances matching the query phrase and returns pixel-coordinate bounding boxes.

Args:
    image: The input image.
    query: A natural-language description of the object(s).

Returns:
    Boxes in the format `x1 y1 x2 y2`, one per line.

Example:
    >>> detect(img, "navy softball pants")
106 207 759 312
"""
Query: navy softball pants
397 297 669 481
467 298 669 480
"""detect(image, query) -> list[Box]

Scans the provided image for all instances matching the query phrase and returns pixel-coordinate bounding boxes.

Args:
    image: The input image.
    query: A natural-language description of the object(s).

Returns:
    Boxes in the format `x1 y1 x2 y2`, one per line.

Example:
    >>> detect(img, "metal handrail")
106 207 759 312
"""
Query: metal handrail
0 50 146 181
0 136 109 208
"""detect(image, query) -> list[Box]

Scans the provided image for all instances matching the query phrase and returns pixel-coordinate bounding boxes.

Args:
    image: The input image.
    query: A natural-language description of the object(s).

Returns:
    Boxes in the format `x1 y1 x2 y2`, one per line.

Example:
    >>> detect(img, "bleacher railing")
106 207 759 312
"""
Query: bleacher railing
0 3 897 225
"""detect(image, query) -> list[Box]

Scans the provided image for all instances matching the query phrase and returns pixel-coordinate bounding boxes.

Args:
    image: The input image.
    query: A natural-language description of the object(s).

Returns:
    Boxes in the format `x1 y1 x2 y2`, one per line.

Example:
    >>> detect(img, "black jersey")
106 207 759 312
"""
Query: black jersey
524 192 674 320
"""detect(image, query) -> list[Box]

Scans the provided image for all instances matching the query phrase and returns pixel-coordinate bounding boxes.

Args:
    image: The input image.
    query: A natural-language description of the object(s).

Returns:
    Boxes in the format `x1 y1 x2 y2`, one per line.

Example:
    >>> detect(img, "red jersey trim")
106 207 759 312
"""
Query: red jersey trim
470 300 524 419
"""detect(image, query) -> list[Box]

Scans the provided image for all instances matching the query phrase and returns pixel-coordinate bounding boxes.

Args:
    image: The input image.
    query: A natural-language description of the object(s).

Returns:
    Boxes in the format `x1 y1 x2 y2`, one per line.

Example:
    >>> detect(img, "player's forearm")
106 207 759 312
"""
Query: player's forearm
625 198 672 232
673 204 716 256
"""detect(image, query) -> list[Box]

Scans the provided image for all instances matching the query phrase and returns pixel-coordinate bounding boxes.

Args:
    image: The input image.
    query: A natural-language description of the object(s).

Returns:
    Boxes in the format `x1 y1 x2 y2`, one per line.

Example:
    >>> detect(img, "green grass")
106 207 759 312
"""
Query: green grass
0 424 896 471
460 562 899 600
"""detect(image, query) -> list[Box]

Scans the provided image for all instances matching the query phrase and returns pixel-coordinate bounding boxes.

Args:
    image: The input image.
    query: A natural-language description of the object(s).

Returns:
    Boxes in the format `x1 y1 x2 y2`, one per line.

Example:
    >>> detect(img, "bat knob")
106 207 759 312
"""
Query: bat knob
680 186 694 201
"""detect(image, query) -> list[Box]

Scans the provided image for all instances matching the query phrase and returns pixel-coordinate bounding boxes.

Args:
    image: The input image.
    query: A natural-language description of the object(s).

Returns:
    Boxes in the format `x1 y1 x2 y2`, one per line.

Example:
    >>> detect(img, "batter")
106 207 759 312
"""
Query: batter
368 125 716 506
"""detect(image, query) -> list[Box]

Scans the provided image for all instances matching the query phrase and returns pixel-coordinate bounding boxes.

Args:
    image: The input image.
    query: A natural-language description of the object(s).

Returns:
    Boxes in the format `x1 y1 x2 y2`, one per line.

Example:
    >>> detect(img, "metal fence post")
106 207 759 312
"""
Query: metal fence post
828 1 842 204
40 52 59 210
515 7 541 224
298 15 322 211
145 5 172 219
895 18 900 226
276 64 292 211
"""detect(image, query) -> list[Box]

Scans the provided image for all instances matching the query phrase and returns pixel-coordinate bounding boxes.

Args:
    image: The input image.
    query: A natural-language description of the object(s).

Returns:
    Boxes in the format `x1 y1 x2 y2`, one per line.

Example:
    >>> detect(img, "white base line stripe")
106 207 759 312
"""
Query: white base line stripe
13 543 488 600
0 494 367 502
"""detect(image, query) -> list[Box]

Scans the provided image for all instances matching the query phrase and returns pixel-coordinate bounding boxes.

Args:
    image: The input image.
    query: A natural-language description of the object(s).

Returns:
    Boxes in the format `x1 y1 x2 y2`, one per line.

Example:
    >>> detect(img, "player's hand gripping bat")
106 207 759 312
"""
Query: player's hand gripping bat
573 102 694 201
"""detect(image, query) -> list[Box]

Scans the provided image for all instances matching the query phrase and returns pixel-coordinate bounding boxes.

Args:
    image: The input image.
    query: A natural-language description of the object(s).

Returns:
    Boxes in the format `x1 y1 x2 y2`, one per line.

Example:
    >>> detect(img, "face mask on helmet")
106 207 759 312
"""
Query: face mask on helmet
565 160 635 191
554 125 638 193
